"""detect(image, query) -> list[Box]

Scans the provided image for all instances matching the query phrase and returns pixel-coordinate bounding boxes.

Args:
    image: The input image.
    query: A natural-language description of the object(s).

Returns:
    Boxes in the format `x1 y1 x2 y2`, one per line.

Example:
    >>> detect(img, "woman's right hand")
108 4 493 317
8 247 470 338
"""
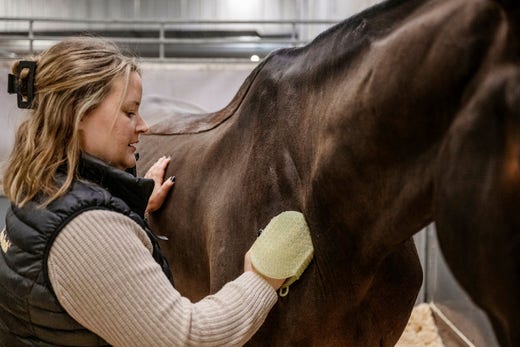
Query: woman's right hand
244 250 286 290
144 156 175 215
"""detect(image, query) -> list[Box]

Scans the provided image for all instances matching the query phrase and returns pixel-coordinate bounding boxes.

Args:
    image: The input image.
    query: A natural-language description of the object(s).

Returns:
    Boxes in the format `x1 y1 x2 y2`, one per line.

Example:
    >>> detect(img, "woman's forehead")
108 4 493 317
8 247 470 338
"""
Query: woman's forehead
111 72 142 102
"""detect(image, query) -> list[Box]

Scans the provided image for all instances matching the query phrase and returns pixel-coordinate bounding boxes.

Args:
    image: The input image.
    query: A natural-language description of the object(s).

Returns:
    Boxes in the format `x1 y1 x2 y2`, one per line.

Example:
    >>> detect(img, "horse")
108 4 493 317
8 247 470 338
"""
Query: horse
137 0 520 345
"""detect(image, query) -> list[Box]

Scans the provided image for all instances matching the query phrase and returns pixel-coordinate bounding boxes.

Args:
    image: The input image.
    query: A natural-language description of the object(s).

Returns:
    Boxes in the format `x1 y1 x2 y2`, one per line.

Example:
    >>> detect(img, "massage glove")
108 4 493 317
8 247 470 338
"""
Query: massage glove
250 211 314 296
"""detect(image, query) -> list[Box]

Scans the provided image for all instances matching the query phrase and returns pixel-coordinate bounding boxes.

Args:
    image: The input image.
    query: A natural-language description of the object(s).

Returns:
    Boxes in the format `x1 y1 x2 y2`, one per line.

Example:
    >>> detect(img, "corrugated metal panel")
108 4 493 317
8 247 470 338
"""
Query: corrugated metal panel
0 1 384 29
1 0 367 56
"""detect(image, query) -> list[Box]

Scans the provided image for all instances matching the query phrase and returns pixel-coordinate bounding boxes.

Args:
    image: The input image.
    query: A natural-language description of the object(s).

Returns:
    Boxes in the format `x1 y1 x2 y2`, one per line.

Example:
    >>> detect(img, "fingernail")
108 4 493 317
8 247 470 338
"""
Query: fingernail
170 176 176 182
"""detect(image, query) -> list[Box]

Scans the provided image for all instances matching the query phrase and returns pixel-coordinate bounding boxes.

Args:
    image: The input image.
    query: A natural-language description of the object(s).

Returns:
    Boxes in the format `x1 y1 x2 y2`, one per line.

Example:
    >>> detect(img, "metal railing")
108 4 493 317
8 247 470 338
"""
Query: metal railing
0 17 339 62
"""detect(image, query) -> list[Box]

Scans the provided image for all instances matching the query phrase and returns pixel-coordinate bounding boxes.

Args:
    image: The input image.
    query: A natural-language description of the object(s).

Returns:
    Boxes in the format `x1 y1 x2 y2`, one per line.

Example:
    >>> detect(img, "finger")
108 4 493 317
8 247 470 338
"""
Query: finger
145 157 171 180
160 176 175 192
149 156 166 167
159 156 171 167
151 156 170 170
154 159 171 178
156 176 175 200
147 177 175 213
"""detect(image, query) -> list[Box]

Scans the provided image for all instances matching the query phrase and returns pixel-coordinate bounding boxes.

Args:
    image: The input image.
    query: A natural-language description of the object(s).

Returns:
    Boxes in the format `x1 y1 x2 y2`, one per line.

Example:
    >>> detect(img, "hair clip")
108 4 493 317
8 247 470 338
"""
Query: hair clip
7 60 37 109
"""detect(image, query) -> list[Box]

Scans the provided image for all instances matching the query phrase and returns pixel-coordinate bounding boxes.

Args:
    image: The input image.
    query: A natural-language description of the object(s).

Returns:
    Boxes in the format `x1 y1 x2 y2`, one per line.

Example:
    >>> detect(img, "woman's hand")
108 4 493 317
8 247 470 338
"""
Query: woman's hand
244 250 286 290
144 156 175 215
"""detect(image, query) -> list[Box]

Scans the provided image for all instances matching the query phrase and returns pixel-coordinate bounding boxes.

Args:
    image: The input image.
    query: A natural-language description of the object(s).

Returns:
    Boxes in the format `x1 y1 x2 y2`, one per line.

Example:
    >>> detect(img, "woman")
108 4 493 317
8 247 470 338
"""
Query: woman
0 37 295 347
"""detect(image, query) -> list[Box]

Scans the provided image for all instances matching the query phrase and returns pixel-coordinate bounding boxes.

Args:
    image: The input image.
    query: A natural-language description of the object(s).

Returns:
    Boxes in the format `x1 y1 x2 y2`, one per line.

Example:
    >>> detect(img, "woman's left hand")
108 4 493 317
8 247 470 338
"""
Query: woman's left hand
144 156 175 215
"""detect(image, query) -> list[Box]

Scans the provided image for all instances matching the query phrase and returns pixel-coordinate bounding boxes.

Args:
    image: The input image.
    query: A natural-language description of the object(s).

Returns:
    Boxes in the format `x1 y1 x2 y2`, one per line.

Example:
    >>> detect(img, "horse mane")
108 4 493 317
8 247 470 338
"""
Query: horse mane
147 54 275 135
311 0 415 44
282 0 425 85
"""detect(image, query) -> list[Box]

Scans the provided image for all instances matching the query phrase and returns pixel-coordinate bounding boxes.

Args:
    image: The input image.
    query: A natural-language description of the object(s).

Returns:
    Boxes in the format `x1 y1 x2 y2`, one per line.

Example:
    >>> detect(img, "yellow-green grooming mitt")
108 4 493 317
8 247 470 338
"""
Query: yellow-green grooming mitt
250 211 314 296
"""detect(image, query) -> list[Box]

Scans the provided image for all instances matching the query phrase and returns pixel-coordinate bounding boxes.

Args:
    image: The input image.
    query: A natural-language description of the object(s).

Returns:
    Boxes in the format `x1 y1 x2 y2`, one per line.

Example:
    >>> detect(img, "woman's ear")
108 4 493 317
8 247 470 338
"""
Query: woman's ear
78 116 85 130
78 111 90 129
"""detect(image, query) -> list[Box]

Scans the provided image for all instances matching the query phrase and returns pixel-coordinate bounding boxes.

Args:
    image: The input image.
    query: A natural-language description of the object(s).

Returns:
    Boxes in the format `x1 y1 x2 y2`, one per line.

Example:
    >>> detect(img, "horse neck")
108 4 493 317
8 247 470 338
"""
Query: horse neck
264 0 512 265
225 0 513 268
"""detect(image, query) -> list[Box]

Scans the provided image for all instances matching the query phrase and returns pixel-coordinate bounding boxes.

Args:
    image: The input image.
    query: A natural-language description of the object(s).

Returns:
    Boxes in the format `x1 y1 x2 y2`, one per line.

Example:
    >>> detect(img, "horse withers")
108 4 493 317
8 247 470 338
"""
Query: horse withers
138 0 520 345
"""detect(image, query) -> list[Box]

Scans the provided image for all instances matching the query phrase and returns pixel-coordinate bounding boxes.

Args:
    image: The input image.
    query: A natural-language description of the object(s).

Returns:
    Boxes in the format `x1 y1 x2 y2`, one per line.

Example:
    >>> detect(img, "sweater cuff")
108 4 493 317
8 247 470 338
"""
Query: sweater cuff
236 271 279 304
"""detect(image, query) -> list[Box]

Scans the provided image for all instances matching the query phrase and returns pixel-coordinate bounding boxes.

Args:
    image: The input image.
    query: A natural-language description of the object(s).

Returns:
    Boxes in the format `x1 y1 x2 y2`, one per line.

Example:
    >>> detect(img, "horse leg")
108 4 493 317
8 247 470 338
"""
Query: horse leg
434 67 520 347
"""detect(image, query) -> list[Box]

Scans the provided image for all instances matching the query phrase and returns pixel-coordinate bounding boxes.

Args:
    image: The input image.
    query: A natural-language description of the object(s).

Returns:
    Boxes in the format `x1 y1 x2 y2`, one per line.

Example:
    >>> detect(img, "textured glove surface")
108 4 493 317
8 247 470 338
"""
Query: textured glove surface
250 211 314 296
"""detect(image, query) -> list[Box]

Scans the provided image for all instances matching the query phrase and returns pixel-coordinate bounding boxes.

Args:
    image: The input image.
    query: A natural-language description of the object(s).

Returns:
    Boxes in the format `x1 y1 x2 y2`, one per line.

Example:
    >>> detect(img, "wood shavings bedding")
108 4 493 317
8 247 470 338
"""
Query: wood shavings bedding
396 303 445 347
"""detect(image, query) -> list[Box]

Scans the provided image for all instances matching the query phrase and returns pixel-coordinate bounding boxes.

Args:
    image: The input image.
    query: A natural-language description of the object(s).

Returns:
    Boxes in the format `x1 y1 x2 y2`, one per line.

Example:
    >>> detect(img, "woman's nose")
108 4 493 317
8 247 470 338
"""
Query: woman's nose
136 114 149 133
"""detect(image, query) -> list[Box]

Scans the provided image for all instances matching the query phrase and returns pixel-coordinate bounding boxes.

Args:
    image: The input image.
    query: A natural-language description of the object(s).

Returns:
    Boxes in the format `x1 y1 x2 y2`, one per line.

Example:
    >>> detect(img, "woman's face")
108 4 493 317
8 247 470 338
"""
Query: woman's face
79 71 148 170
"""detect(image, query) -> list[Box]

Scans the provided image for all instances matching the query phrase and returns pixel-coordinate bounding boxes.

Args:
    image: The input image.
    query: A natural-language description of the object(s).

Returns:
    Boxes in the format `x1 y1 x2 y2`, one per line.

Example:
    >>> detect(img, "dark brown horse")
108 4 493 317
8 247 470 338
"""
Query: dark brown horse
137 0 520 345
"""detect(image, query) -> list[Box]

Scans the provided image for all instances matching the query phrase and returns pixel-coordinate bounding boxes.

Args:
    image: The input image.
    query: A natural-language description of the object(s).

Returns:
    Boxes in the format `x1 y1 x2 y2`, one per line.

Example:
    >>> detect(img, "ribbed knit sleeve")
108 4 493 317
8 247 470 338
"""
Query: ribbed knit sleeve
47 210 278 347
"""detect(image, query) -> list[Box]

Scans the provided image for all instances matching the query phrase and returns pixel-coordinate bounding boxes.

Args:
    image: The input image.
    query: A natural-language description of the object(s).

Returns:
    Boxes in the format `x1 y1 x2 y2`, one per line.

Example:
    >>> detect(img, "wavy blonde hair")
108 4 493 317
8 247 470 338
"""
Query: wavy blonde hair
3 37 140 207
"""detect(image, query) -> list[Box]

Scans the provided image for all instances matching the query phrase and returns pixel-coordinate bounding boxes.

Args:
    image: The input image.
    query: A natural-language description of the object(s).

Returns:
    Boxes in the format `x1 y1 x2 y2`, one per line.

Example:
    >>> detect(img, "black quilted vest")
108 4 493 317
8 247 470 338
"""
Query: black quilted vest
0 154 173 347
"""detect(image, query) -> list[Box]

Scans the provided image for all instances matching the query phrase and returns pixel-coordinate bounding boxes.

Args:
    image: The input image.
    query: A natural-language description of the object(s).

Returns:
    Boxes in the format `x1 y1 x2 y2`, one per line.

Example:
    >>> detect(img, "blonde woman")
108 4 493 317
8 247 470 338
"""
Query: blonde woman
0 37 290 347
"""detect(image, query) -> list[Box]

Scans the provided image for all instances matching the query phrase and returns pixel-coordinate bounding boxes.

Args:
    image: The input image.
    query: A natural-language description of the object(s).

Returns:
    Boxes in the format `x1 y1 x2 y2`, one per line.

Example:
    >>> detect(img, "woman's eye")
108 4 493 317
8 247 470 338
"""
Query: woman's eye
126 112 136 117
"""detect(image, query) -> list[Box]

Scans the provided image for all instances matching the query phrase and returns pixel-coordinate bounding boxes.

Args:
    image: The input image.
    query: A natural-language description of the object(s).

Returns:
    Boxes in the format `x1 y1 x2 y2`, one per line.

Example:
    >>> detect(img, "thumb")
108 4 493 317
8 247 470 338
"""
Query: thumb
147 176 175 213
155 176 175 201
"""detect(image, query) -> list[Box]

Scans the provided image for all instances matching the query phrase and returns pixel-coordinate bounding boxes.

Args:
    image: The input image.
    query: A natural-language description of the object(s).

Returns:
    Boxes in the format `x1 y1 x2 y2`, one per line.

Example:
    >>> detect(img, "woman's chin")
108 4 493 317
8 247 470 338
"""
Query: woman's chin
124 157 137 170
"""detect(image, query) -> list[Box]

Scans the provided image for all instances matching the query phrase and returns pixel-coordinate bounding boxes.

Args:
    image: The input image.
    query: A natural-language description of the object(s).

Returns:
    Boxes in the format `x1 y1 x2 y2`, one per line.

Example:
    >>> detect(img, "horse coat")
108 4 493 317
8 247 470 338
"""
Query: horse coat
137 0 520 345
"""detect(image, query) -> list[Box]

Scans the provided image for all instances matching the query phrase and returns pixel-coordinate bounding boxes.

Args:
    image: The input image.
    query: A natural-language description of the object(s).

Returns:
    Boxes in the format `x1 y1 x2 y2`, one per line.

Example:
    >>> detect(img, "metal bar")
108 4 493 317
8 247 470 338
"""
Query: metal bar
7 36 307 45
0 17 336 61
159 23 165 59
28 20 33 54
429 303 476 347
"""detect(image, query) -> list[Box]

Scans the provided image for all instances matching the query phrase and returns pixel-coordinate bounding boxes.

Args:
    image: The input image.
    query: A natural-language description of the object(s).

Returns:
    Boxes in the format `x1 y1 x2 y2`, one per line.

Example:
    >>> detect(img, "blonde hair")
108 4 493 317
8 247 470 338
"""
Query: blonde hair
3 37 140 207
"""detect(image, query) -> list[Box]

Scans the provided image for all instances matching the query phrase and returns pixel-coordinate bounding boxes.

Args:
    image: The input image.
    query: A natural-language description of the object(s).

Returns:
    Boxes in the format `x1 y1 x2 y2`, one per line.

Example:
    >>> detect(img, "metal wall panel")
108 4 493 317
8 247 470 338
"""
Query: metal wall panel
1 0 382 21
0 0 383 39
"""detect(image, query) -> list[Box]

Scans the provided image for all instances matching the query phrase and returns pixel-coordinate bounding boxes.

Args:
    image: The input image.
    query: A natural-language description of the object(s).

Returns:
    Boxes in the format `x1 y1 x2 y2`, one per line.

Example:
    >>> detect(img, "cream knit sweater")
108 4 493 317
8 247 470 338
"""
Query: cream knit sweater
47 210 278 347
